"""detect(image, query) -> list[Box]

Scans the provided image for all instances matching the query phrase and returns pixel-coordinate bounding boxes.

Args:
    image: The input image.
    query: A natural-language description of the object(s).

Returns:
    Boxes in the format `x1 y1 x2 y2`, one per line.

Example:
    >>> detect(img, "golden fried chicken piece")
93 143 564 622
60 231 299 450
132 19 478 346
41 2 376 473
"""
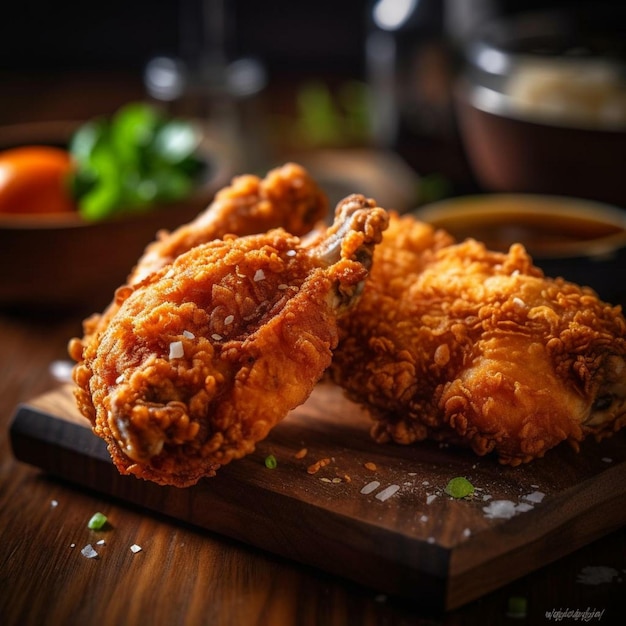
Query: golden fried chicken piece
132 161 329 284
76 163 328 351
331 213 626 465
69 195 388 486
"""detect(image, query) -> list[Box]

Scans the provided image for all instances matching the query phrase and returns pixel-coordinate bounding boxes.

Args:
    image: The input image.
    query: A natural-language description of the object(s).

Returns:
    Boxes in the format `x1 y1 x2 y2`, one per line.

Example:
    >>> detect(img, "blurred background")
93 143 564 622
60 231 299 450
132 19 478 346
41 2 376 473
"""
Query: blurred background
1 0 625 310
2 0 623 205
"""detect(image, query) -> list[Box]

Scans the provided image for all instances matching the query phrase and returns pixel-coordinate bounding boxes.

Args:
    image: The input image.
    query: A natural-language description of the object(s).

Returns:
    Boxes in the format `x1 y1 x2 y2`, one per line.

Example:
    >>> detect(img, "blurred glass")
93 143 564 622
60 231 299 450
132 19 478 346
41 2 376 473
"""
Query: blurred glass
144 0 268 171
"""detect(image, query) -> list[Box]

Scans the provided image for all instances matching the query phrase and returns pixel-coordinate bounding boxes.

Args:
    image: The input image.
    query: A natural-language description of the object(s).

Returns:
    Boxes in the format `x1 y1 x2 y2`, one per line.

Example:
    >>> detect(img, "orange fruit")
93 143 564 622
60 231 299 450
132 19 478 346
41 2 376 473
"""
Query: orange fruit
0 146 77 214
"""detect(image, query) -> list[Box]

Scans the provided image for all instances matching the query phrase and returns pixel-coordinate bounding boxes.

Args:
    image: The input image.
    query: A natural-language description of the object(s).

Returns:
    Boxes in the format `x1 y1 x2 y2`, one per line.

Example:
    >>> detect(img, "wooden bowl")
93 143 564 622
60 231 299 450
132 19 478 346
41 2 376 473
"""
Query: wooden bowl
0 121 233 314
455 4 626 208
415 194 626 306
455 80 626 208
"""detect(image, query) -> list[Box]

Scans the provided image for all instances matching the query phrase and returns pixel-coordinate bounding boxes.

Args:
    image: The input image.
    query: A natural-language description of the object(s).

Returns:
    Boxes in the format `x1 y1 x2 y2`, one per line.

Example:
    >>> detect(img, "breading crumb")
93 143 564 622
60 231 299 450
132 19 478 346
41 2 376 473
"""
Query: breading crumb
307 457 331 474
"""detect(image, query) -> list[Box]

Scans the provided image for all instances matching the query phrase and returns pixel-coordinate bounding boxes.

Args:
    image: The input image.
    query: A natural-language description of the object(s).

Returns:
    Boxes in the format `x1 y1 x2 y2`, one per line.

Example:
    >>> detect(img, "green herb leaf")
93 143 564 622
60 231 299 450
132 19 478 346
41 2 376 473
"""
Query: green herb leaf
110 102 162 165
68 119 107 162
69 102 205 221
153 120 201 165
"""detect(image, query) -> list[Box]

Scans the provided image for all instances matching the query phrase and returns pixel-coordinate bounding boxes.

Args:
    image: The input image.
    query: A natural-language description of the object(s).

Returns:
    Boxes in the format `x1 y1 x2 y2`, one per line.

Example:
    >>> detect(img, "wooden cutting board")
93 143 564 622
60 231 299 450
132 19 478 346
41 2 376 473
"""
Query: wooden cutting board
9 381 626 611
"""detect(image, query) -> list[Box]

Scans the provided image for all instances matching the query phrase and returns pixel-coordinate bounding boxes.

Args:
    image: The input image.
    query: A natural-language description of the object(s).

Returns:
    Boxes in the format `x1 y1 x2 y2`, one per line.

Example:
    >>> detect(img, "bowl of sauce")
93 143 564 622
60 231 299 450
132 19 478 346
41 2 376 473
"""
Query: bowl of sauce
415 194 626 306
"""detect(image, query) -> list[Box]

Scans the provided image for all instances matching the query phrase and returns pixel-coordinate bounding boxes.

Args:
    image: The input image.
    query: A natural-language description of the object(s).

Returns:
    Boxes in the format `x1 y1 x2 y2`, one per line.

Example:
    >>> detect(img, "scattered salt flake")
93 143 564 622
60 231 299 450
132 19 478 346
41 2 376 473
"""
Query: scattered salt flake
360 481 380 495
50 500 58 508
523 490 545 503
419 514 428 523
70 543 76 548
224 315 234 325
286 249 297 257
130 544 142 554
169 341 184 359
408 472 417 477
96 539 106 546
375 484 400 502
462 528 471 538
482 494 493 501
576 566 620 585
483 499 517 519
253 269 265 281
183 330 195 339
530 484 539 489
512 297 526 308
515 502 534 513
211 333 223 341
602 457 613 463
81 544 98 559
115 374 125 384
427 537 436 544
426 494 437 505
422 480 430 486
49 360 74 383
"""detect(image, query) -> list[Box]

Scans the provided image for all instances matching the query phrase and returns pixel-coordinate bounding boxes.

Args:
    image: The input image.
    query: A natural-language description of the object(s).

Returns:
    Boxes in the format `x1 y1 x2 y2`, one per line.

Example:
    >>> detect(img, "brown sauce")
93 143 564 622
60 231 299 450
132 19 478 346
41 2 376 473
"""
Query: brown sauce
432 211 625 256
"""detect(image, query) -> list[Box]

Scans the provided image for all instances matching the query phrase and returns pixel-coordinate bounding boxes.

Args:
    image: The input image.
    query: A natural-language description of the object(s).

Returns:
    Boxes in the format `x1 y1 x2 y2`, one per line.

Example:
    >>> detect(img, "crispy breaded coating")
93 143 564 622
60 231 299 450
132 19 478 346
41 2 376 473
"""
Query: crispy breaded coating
331 213 626 465
132 161 329 283
76 162 328 352
69 195 388 486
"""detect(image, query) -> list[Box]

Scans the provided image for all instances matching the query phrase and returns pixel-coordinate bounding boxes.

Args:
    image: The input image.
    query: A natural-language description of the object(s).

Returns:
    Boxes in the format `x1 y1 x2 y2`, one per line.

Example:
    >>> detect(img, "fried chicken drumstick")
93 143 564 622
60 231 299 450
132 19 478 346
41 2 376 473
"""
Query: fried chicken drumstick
69 195 388 486
331 213 626 465
132 162 329 284
77 162 328 350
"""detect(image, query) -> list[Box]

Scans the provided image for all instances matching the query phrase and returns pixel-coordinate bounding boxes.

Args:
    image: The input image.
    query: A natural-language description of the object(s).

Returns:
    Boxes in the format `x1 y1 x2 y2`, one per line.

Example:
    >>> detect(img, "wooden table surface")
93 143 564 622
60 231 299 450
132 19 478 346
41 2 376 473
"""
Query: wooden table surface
1 71 624 626
1 305 625 626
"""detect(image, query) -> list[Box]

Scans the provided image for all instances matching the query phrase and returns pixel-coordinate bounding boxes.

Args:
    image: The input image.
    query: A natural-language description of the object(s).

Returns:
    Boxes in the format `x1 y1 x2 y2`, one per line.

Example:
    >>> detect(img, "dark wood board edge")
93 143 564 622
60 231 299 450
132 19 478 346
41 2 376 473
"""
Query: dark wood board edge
9 404 451 611
9 392 626 612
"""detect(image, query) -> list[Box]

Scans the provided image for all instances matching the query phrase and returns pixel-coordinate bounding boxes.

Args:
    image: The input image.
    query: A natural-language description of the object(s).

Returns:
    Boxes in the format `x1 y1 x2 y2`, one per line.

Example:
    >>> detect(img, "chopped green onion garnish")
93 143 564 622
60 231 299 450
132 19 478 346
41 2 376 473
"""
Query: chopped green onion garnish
444 477 475 499
506 596 528 618
87 512 108 530
264 454 277 469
